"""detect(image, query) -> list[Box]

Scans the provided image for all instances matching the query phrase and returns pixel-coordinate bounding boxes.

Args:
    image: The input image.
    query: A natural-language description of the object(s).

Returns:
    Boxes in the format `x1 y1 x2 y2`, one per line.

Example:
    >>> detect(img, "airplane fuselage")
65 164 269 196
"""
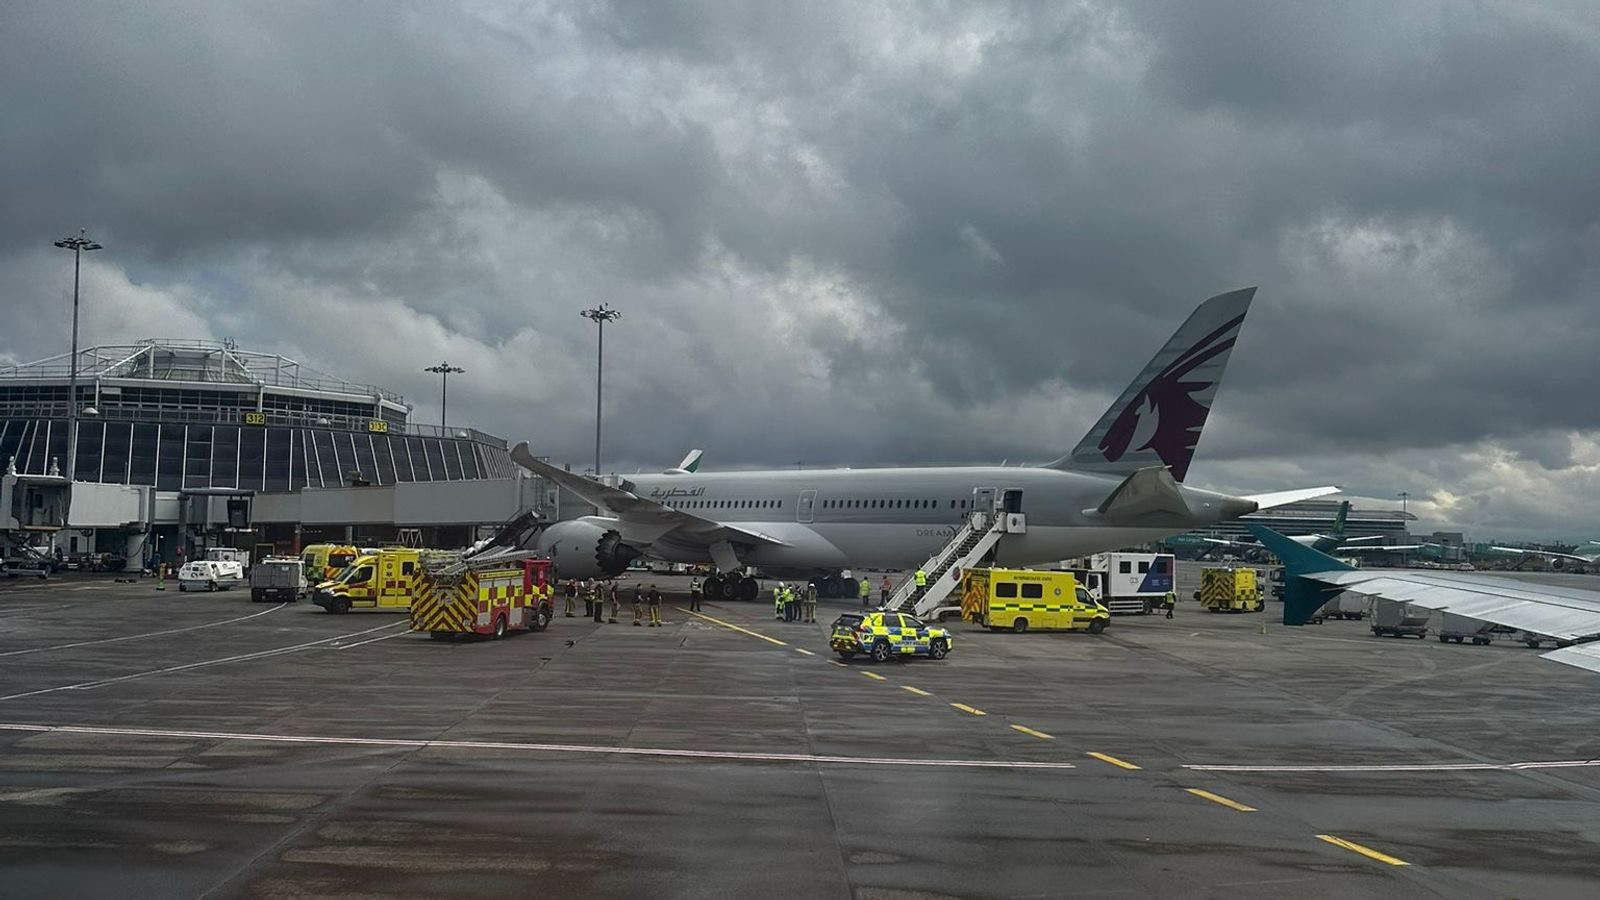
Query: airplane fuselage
606 465 1250 571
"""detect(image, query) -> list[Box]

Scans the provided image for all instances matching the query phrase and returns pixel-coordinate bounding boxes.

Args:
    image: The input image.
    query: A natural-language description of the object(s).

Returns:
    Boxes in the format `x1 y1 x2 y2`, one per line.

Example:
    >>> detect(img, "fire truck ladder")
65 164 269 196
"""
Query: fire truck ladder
888 510 1010 618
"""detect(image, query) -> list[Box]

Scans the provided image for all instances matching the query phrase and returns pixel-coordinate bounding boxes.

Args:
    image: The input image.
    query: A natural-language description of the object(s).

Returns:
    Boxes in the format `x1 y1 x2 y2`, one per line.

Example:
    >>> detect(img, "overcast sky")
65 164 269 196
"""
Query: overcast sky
3 1 1598 541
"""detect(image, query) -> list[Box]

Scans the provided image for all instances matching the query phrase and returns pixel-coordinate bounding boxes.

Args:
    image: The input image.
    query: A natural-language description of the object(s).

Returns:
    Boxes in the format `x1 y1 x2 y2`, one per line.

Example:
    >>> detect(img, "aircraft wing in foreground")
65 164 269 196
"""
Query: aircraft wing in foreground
1254 526 1600 673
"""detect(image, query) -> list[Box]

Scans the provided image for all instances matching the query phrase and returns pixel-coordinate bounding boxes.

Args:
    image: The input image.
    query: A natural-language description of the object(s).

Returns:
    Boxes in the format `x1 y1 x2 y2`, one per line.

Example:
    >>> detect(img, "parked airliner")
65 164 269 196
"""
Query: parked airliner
514 288 1336 600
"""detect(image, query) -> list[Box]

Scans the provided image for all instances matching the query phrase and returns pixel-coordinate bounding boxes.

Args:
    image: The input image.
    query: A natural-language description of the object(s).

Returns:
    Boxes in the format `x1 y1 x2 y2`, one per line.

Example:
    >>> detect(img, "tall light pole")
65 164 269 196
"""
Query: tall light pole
423 361 464 428
1398 491 1410 516
53 229 102 482
580 303 622 478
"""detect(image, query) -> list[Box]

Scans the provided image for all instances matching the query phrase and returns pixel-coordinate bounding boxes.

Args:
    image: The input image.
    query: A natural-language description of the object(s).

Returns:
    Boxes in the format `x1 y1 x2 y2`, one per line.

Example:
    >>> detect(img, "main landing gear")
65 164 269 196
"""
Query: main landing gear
703 572 761 602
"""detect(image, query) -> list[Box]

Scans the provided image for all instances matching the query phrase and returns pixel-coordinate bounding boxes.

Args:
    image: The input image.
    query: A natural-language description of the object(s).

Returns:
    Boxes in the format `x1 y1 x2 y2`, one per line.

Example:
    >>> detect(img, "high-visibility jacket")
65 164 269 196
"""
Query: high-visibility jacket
858 578 871 598
774 587 783 610
1163 591 1177 607
690 578 700 593
914 569 927 587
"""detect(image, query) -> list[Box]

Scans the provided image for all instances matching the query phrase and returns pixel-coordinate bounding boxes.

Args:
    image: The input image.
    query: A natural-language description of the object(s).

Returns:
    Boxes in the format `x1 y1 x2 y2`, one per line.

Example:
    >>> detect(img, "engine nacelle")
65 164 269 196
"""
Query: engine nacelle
535 517 642 579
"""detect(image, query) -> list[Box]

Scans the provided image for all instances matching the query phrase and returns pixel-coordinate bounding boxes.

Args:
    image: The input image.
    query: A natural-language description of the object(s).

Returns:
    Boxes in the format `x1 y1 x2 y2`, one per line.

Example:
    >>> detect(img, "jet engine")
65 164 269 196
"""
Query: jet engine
534 517 642 579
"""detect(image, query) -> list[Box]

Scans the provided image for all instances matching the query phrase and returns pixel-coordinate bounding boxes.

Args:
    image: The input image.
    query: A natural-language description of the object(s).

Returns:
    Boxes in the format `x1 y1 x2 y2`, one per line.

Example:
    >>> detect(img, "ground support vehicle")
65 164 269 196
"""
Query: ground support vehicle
412 556 554 639
960 568 1108 634
1438 612 1496 645
251 557 307 603
1370 600 1429 639
312 548 425 613
830 611 952 662
301 543 360 583
177 560 246 592
1197 567 1264 613
1319 594 1368 621
205 547 252 573
1059 552 1175 615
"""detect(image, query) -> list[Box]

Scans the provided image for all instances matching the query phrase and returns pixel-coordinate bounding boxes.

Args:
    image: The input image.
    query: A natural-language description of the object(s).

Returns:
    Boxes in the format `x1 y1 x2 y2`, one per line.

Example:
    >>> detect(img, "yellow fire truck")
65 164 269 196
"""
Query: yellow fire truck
1196 567 1264 613
412 556 555 639
311 548 423 613
960 568 1109 634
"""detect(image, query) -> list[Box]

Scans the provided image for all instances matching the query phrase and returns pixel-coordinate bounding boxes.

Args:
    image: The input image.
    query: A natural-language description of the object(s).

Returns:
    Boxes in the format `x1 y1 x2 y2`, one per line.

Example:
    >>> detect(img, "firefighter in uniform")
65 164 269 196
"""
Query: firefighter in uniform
607 581 620 623
803 579 818 623
647 585 662 627
1163 590 1177 619
774 582 785 620
564 578 578 617
582 579 595 618
632 583 645 626
859 576 872 608
593 581 605 623
689 576 702 612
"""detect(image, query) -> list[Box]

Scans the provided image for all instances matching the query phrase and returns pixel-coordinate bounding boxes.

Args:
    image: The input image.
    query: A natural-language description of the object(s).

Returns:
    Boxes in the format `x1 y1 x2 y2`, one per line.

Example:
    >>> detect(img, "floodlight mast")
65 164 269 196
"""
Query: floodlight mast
52 229 103 482
423 361 465 428
579 304 622 479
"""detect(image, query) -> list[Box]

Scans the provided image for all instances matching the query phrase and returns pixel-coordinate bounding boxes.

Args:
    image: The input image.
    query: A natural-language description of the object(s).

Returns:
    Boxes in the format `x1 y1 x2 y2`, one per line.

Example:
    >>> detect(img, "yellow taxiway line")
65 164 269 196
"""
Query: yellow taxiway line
900 685 932 697
951 703 987 716
1009 724 1055 740
1086 751 1141 770
676 608 788 647
862 671 887 681
1316 834 1410 866
1184 788 1255 812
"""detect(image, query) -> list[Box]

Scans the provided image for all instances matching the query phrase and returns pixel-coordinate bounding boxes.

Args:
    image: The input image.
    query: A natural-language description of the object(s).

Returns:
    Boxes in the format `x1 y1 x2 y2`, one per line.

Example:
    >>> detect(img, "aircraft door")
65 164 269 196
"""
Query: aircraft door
797 489 816 524
1001 490 1023 514
972 487 996 513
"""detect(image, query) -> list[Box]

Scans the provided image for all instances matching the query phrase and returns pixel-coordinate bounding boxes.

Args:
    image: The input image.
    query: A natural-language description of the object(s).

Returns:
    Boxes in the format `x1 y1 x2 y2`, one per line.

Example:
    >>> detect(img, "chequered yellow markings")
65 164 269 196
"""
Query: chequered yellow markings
862 671 887 681
1087 752 1141 770
951 703 986 716
900 685 931 696
1316 835 1410 866
677 608 788 647
1009 724 1054 740
1185 788 1255 812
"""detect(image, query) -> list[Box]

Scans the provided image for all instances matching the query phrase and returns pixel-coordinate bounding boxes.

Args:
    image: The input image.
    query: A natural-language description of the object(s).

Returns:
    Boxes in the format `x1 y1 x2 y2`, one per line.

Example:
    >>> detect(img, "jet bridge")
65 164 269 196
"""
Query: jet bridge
2 459 70 573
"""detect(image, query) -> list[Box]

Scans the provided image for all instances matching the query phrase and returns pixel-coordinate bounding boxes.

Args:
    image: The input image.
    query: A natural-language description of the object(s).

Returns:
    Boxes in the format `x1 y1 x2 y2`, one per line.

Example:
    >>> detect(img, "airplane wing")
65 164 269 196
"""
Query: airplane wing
1490 546 1597 564
1243 486 1341 510
1338 534 1388 544
509 443 784 548
1252 525 1600 672
1337 543 1428 553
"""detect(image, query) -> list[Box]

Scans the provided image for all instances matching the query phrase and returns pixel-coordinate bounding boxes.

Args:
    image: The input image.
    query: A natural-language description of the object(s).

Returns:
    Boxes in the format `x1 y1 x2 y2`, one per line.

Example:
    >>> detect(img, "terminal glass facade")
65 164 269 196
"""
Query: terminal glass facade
0 419 514 490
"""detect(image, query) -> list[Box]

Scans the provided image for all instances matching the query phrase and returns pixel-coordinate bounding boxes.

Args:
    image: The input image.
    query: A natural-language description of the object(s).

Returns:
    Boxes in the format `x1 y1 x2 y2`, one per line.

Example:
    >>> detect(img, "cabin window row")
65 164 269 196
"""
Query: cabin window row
663 499 783 510
821 498 969 510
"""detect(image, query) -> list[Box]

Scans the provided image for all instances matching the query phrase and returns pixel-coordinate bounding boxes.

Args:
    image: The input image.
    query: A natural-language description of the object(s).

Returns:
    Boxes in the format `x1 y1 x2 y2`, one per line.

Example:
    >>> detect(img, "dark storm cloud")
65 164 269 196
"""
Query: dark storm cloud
3 1 1600 537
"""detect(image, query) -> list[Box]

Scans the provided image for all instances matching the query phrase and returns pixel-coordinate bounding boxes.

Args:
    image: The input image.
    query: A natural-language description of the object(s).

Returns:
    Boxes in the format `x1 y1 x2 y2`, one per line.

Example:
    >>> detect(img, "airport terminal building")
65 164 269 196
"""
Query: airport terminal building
0 339 540 567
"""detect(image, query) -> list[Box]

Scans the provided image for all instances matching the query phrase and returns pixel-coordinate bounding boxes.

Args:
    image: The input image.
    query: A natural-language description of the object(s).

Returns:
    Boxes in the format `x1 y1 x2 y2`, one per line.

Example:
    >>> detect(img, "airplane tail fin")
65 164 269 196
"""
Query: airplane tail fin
1331 500 1351 539
1046 287 1255 482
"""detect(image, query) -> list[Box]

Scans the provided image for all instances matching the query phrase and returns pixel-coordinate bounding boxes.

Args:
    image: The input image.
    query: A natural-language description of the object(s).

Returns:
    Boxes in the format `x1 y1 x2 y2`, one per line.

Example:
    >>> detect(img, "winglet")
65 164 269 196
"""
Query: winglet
1249 525 1353 626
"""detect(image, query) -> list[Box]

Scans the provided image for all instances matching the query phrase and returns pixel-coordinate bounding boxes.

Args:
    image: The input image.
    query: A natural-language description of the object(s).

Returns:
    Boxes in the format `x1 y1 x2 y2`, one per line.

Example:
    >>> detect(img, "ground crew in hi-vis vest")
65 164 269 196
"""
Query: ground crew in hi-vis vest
1163 590 1177 620
859 576 872 607
632 584 645 626
564 578 578 617
607 582 620 623
774 583 785 620
689 576 702 612
915 569 928 590
647 586 662 627
803 580 818 623
782 583 797 622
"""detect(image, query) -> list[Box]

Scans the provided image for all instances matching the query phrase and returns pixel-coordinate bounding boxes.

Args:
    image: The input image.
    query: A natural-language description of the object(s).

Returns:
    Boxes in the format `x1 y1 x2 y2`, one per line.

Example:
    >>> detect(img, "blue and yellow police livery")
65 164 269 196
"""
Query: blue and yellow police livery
830 611 952 662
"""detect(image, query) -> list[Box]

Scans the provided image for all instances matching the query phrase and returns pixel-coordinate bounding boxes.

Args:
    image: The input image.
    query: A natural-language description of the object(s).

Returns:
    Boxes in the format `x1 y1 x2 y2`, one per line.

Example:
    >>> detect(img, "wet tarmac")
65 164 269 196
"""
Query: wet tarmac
2 566 1600 898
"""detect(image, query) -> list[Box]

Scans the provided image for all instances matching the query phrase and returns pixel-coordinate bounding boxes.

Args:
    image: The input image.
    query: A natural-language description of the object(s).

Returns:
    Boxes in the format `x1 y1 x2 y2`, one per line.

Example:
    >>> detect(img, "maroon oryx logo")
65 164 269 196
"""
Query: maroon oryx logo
1097 312 1245 482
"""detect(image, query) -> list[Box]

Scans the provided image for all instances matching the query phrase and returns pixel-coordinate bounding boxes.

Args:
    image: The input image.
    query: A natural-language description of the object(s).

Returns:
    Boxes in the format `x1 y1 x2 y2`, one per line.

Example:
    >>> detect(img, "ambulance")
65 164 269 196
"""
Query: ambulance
960 567 1109 634
311 548 422 613
301 543 360 582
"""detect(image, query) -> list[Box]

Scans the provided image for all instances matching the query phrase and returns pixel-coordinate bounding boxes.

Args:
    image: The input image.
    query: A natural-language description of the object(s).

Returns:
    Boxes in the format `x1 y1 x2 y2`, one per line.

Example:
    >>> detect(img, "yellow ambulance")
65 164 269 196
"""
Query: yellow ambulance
960 567 1110 634
312 548 422 613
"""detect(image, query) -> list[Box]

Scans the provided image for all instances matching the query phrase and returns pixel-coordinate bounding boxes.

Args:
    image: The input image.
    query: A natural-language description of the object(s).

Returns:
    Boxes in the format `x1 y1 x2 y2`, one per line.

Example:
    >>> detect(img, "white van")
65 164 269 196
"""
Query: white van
178 560 246 592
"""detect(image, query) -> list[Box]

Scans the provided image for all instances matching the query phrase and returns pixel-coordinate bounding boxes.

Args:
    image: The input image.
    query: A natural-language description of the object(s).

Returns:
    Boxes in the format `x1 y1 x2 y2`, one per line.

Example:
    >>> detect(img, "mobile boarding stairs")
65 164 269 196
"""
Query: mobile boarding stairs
888 508 1025 620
